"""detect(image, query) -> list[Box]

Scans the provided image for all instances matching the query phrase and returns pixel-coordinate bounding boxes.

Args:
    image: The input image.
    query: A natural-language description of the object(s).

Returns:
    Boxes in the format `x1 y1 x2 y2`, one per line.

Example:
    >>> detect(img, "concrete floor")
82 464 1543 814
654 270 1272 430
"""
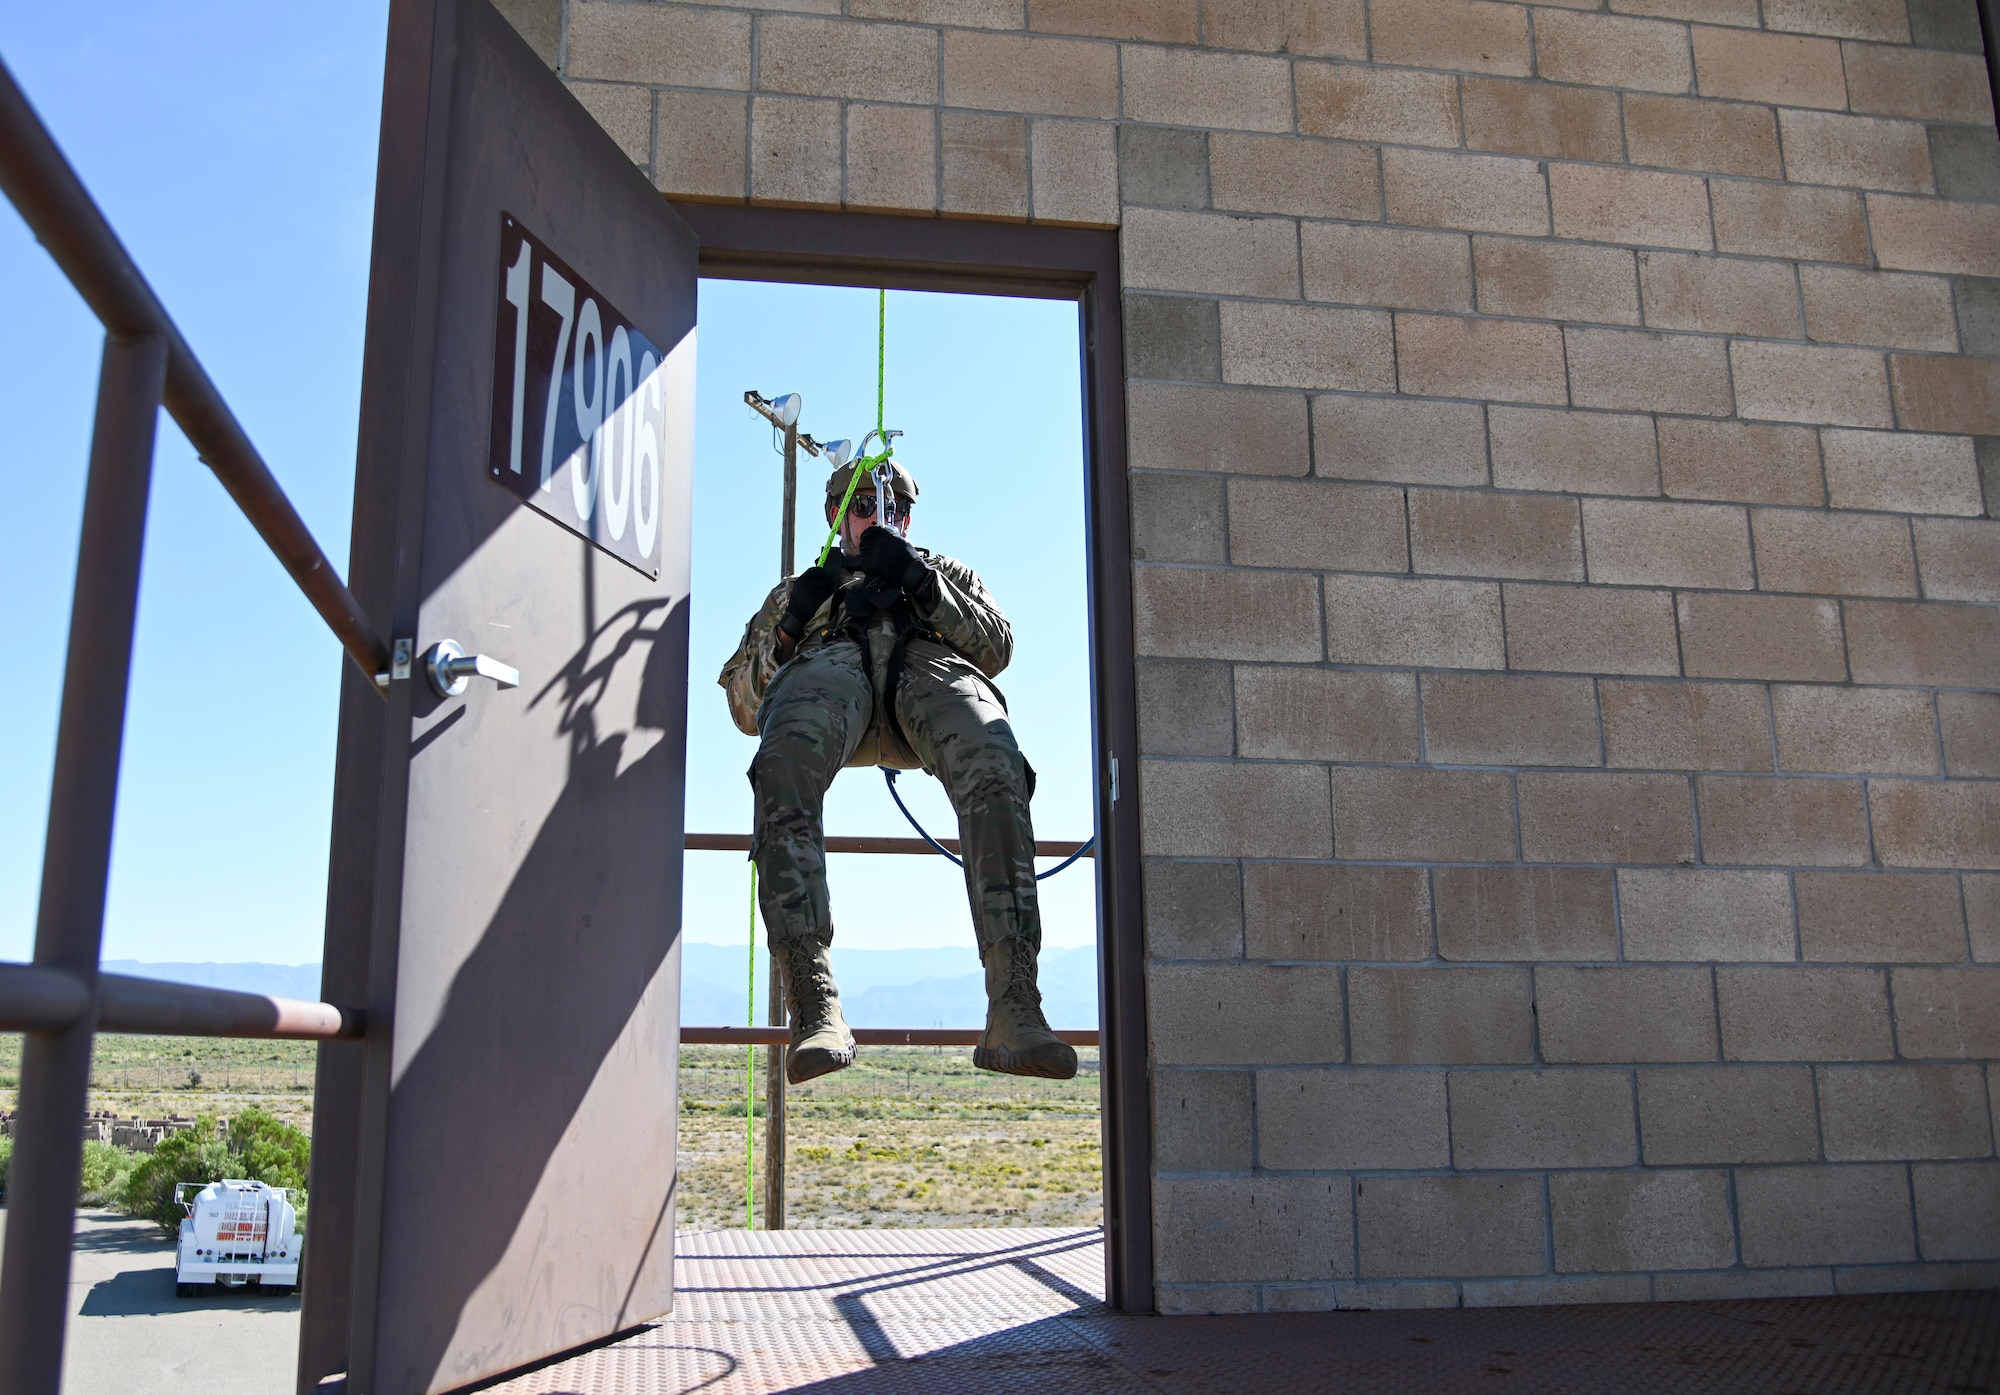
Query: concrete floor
0 1208 300 1395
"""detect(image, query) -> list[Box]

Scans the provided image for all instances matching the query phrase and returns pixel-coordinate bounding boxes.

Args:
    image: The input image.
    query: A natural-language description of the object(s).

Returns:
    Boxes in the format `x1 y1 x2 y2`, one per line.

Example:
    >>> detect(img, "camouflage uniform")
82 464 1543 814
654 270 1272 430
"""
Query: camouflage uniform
719 552 1043 962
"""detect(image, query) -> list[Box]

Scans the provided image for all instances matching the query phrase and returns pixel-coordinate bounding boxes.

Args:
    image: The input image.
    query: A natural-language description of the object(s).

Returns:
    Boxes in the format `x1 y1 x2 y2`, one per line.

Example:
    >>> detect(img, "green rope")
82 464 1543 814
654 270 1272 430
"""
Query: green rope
814 289 894 568
745 864 757 1230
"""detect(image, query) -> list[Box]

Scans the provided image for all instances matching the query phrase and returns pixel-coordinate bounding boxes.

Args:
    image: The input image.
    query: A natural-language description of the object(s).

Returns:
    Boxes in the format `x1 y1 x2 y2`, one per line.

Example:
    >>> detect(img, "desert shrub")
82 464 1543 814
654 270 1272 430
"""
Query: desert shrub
78 1139 140 1206
116 1110 312 1235
0 1136 11 1197
228 1108 310 1193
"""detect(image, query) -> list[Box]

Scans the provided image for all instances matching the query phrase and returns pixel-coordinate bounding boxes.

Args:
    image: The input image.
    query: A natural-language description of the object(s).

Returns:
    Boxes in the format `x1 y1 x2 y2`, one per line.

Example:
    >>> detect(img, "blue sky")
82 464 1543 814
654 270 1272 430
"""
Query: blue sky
0 5 1097 967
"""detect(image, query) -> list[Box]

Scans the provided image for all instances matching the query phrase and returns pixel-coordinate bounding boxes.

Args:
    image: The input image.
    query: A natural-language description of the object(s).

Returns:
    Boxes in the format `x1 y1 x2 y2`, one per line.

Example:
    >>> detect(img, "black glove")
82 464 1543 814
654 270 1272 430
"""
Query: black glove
777 563 839 640
857 525 932 594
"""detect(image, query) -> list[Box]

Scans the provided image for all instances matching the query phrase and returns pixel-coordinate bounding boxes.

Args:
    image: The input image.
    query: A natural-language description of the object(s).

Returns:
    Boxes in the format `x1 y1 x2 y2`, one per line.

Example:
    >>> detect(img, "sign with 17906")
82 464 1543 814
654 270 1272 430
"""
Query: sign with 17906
488 213 677 578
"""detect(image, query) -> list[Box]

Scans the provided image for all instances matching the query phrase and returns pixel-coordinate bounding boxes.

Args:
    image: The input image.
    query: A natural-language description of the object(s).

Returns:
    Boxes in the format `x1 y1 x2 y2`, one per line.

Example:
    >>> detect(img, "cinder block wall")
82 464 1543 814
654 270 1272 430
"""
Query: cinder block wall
521 0 2000 1310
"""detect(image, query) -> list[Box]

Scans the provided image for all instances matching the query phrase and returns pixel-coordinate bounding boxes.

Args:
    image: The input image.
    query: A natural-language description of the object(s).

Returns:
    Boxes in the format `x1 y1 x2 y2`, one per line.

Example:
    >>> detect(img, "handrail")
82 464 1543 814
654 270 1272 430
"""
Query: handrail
683 1026 1098 1047
685 832 1094 858
0 962 364 1040
0 57 390 686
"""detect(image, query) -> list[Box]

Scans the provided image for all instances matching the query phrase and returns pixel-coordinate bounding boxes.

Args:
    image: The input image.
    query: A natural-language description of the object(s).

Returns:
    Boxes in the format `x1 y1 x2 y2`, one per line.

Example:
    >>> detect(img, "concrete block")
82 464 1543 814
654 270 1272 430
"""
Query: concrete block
1659 419 1822 507
1244 862 1432 961
1144 857 1243 958
1119 125 1209 210
1235 665 1419 763
569 2 752 87
1780 110 1933 194
1913 1161 2000 1260
1800 267 1957 352
1261 1285 1340 1312
1323 574 1506 669
1221 302 1397 392
1537 966 1720 1062
1908 0 1984 47
1141 759 1332 857
1691 25 1848 108
1613 0 1758 23
1313 395 1487 487
1654 1268 1836 1299
1518 771 1696 864
567 81 651 168
1124 208 1299 299
1258 1068 1451 1169
1711 179 1869 264
1463 1275 1653 1305
1358 1174 1546 1278
1834 1259 2000 1292
1368 0 1533 75
1134 565 1321 661
1567 327 1733 417
1534 9 1692 92
1821 429 1982 516
1331 1281 1462 1309
1296 63 1461 147
1819 1063 1993 1160
1208 134 1379 221
1583 498 1752 590
1764 0 1908 38
943 31 1117 117
1892 966 2000 1056
1155 1284 1260 1314
1751 508 1918 599
654 91 747 201
846 104 936 214
1639 1065 1820 1163
1155 1068 1254 1170
1037 0 1197 40
1397 314 1567 404
1203 0 1369 57
1676 593 1847 682
1890 354 2000 435
1552 1170 1735 1272
1870 780 2000 871
1461 76 1622 162
1718 966 1894 1060
1409 490 1584 583
1155 1174 1355 1282
1618 868 1796 961
1732 342 1892 429
1600 680 1773 772
1436 867 1618 960
1503 583 1680 676
1138 658 1233 758
1550 165 1712 251
1797 871 1967 962
1869 195 2000 278
1916 518 2000 602
1124 295 1220 382
1127 382 1307 473
1148 962 1346 1064
1473 237 1640 326
1623 93 1781 178
1131 472 1225 564
1333 767 1516 861
1302 224 1473 313
1931 126 2000 202
1349 966 1536 1064
1450 1068 1636 1168
1846 600 2000 688
758 15 936 103
1773 685 1937 775
750 97 843 208
1384 148 1549 237
1736 1165 1916 1267
1488 406 1657 496
852 0 1019 24
1696 775 1871 866
1421 672 1599 765
1228 478 1408 571
1638 252 1801 340
1031 119 1118 226
1121 47 1294 133
940 111 1028 219
1971 873 2000 960
1942 693 2000 778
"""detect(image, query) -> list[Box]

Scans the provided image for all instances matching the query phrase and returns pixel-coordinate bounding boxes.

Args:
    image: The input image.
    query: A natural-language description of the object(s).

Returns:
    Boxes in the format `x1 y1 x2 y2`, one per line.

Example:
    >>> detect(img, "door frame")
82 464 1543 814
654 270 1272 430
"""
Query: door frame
675 203 1151 1312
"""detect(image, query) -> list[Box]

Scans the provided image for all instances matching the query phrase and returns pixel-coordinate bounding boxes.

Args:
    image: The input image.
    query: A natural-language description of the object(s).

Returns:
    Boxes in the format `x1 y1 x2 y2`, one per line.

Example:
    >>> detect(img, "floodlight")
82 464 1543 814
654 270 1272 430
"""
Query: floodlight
771 392 801 428
823 439 854 469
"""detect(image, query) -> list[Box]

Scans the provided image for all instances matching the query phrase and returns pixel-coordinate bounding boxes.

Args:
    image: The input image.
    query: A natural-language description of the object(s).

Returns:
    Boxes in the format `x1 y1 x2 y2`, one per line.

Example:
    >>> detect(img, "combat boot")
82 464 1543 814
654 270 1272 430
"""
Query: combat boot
778 936 855 1084
973 938 1078 1079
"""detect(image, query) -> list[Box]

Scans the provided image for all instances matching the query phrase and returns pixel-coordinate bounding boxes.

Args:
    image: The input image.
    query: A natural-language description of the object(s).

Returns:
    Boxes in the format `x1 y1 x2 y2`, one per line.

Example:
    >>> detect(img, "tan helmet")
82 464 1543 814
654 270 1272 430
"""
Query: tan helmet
824 459 918 507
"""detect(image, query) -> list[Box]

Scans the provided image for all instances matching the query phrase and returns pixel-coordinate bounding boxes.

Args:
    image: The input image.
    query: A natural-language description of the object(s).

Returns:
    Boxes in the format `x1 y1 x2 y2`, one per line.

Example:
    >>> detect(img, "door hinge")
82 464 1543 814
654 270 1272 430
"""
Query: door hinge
1109 754 1119 805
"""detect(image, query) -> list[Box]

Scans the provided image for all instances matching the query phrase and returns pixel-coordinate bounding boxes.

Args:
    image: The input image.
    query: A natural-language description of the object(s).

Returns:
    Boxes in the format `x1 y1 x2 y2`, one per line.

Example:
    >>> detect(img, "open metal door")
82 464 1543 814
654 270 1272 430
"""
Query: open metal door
300 2 697 1392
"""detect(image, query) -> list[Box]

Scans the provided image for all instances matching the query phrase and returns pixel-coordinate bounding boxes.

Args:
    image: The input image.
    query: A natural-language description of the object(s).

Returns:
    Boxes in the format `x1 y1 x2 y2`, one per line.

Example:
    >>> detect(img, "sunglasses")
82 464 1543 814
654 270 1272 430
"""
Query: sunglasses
844 493 903 520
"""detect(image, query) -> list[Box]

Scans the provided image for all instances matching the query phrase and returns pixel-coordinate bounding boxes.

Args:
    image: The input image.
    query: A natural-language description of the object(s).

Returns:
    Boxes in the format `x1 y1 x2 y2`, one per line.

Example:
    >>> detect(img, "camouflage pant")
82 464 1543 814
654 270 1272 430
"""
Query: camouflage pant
750 632 1042 956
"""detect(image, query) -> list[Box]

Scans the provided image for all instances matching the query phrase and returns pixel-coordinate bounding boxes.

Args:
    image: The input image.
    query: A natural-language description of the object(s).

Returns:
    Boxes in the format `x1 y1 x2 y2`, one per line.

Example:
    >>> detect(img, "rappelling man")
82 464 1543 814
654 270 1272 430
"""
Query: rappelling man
720 461 1077 1085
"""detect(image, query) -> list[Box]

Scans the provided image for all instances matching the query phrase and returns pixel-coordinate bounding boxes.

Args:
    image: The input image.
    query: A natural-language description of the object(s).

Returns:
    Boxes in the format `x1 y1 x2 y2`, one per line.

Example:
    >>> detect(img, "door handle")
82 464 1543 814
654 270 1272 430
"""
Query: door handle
423 639 520 697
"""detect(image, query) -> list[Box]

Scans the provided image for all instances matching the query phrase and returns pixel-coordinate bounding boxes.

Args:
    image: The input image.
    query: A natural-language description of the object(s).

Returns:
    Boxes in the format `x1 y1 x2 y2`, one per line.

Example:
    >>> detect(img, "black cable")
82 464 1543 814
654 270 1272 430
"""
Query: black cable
881 769 1094 880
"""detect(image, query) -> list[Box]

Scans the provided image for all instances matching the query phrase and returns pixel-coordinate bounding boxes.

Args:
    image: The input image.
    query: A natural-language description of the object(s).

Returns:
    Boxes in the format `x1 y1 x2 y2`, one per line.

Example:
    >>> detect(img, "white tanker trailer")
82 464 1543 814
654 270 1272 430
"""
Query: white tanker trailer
174 1179 304 1296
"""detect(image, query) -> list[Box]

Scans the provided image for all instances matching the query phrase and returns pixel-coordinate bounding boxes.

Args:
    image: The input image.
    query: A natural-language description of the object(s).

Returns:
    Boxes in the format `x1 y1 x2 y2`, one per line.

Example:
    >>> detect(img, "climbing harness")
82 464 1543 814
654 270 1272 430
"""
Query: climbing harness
883 769 1096 881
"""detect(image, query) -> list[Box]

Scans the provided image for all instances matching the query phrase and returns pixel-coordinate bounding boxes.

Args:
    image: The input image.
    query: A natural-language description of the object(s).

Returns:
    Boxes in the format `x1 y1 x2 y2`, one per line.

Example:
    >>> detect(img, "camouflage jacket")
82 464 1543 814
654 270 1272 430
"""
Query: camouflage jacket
718 550 1013 736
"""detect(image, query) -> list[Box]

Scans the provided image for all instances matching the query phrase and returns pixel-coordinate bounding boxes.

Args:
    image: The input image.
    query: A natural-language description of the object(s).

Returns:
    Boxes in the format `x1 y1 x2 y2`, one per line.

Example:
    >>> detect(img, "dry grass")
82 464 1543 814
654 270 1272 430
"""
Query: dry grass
0 1033 317 1133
